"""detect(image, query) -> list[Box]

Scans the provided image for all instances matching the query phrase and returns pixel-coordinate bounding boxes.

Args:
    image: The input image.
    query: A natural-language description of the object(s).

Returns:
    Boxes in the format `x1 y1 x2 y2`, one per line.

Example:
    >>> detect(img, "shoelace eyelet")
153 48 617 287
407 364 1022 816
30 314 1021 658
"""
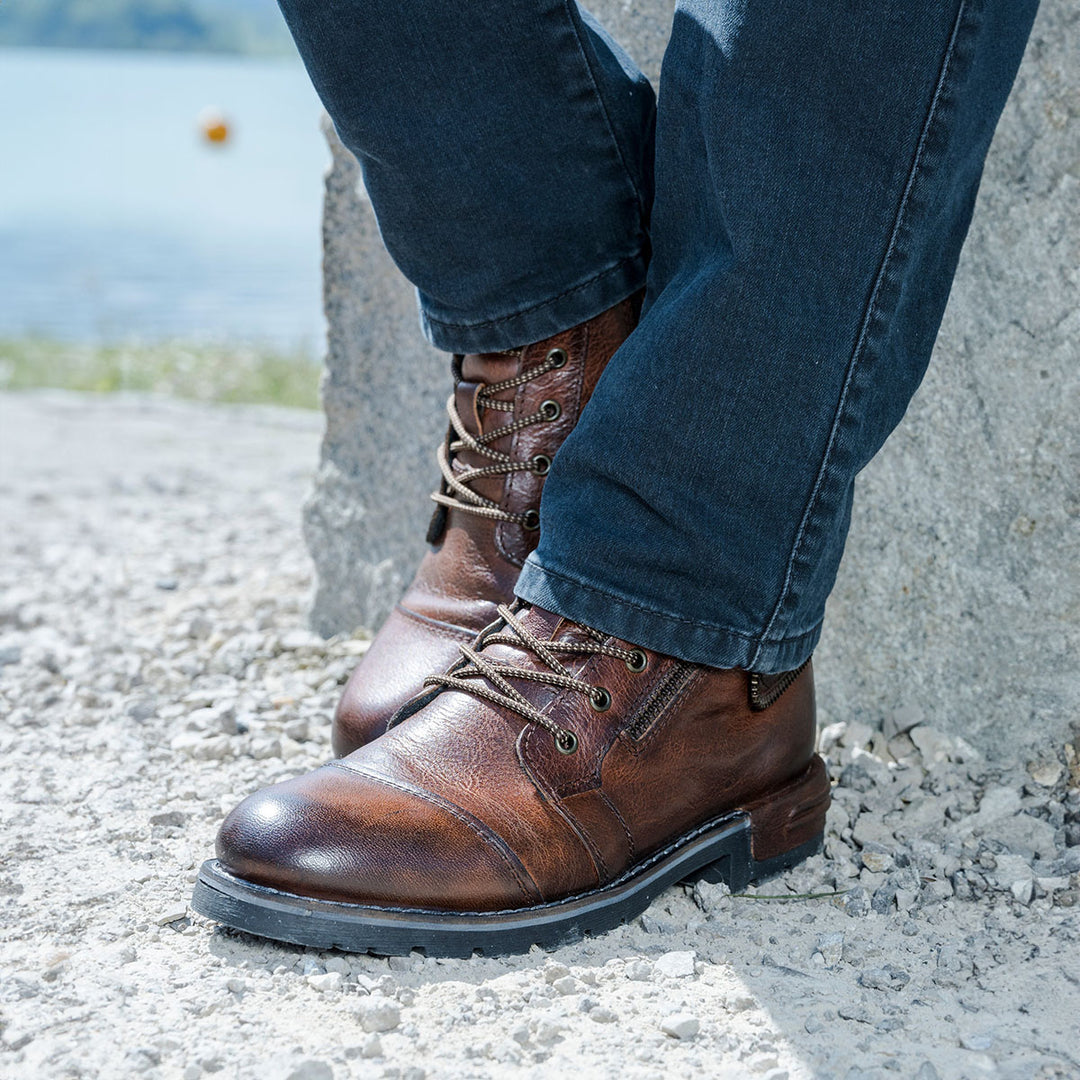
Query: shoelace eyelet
589 686 612 712
532 453 551 476
546 347 568 369
522 509 540 531
555 730 578 755
625 649 648 673
540 400 561 421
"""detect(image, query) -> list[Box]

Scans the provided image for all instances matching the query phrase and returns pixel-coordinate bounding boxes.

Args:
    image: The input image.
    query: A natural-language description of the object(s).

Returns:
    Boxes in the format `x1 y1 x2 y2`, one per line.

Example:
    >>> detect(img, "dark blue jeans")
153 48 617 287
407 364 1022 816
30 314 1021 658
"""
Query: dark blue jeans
279 0 1038 672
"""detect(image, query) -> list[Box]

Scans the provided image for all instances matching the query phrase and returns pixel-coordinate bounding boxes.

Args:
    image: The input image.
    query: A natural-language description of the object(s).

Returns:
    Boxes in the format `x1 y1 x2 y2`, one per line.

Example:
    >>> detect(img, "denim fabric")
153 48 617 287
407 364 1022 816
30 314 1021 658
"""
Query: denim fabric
276 0 656 352
281 0 1038 672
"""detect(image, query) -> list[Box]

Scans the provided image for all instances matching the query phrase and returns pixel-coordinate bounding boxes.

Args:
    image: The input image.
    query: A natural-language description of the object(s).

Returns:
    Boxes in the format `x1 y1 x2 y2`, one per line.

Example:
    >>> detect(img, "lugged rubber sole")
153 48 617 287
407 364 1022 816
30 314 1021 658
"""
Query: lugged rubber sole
191 807 824 958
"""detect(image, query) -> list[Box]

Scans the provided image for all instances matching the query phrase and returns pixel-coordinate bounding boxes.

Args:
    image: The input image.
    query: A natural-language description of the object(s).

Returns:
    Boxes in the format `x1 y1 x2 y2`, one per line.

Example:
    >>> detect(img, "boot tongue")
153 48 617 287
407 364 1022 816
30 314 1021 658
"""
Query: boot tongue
450 351 525 503
479 605 598 685
461 350 521 384
488 605 588 656
518 603 565 641
453 381 484 439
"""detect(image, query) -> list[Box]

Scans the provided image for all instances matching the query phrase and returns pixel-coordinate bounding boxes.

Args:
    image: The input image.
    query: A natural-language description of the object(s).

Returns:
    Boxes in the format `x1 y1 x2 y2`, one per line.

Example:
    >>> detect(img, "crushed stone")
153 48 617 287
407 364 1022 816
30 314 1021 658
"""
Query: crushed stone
1 391 1078 1080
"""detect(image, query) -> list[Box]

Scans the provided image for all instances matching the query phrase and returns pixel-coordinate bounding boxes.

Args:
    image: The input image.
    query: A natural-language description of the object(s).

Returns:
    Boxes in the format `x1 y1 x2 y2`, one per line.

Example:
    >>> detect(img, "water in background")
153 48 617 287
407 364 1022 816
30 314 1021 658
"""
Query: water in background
1 47 329 350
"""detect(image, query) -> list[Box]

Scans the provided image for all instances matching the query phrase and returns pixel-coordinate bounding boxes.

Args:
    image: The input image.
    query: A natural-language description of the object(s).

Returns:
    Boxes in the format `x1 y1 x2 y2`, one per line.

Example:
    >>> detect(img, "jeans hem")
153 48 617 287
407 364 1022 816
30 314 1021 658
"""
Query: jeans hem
514 558 822 674
418 253 648 353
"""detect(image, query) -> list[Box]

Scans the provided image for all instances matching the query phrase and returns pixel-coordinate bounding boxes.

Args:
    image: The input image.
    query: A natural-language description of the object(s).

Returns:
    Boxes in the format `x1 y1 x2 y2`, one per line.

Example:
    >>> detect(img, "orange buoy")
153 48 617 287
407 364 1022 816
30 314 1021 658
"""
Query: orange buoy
198 107 231 146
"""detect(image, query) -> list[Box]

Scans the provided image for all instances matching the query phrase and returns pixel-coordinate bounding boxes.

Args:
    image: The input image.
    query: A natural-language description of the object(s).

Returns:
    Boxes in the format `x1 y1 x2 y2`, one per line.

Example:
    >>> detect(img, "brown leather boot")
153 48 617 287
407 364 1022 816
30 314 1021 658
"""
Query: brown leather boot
194 602 830 956
332 296 641 758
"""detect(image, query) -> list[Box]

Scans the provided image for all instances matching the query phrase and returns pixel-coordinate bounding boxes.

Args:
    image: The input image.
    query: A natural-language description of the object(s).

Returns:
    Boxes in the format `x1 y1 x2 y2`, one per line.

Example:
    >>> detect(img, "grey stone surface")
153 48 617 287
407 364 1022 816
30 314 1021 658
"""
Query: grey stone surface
303 118 446 637
814 0 1080 754
588 0 675 83
302 2 675 637
305 2 1078 754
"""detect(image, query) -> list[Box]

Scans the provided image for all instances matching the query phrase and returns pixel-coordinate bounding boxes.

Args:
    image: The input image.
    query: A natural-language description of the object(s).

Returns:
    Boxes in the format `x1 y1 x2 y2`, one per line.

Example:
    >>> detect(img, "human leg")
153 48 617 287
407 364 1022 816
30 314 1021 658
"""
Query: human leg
194 0 1042 952
276 0 656 749
517 0 1040 671
276 0 655 351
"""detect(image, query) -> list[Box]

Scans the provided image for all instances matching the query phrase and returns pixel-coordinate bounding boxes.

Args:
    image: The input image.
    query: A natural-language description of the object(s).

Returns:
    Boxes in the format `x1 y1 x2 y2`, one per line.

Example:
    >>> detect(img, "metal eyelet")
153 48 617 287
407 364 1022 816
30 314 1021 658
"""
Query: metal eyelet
522 509 540 531
540 400 561 421
555 730 578 755
625 649 648 673
532 454 551 476
589 686 612 712
546 347 568 369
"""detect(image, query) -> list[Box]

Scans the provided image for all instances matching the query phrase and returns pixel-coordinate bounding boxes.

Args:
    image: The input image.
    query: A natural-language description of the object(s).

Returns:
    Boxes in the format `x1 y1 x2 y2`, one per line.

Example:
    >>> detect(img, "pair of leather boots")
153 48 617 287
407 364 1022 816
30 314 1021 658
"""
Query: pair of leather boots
192 296 829 957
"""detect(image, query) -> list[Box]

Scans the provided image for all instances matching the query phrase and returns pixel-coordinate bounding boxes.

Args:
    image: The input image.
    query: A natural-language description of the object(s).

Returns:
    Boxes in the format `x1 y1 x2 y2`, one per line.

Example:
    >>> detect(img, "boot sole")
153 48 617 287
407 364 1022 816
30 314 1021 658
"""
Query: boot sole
191 757 829 958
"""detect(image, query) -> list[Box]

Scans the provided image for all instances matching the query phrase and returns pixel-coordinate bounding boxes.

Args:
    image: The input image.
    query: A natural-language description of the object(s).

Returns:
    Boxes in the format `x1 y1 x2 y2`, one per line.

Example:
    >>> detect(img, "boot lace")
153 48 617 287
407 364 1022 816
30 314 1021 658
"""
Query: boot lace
423 603 648 754
430 347 569 528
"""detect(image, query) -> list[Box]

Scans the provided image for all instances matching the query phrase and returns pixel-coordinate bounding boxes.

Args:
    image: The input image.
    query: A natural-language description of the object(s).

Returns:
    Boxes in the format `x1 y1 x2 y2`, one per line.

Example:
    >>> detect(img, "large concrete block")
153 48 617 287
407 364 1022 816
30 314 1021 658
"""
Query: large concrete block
303 3 675 637
815 0 1080 753
302 118 447 637
305 2 1078 755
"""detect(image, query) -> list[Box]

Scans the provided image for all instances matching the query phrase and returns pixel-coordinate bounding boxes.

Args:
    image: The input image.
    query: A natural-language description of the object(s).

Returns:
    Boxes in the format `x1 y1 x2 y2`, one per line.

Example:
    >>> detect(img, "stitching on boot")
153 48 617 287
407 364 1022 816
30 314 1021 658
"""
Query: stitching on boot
328 762 542 905
748 658 812 712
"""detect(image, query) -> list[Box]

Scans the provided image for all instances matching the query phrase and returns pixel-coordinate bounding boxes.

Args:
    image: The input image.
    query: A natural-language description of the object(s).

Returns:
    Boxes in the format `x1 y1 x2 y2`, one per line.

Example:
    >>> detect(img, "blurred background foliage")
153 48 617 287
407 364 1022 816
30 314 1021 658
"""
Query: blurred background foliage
0 338 319 408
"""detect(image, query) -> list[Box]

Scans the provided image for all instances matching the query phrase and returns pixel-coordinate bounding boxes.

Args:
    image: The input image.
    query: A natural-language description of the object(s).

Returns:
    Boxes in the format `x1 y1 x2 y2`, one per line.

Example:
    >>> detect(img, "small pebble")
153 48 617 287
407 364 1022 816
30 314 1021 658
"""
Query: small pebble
127 699 156 721
355 998 401 1033
1028 761 1063 787
726 992 757 1013
837 1005 874 1025
814 933 844 967
284 1063 333 1080
858 965 911 992
533 1018 564 1046
843 887 871 917
860 842 894 874
660 1013 700 1040
307 972 343 993
654 950 696 978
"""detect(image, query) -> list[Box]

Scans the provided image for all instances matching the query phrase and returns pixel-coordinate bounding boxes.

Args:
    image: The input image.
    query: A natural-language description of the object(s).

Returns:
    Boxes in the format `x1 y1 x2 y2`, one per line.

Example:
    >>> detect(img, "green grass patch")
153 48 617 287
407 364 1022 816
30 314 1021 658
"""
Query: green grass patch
0 338 321 409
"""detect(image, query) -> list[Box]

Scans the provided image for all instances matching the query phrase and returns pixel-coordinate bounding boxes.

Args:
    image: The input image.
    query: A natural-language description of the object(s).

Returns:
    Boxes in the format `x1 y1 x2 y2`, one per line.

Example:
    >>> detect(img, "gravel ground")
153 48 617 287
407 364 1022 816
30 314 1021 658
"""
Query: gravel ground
2 390 1078 1080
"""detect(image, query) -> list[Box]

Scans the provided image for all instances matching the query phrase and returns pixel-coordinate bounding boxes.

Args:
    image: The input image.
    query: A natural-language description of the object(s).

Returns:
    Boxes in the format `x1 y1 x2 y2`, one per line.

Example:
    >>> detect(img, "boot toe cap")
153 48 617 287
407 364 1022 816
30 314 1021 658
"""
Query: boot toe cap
216 764 539 911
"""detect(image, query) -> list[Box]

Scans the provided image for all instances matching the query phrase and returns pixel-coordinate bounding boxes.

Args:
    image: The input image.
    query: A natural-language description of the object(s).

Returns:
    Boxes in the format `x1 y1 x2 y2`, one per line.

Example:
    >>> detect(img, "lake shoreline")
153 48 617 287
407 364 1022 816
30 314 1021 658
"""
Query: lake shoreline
0 336 321 410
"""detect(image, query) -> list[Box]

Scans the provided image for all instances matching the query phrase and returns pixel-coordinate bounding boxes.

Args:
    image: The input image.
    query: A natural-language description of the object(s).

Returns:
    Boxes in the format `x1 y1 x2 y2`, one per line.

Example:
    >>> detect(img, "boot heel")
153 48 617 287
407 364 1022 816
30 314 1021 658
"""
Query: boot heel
742 753 831 869
687 757 829 892
692 831 825 895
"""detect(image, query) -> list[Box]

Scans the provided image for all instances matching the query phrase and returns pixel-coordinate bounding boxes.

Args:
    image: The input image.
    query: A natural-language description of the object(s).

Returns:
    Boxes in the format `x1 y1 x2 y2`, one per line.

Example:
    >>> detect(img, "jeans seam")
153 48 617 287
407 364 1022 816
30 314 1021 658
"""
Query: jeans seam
423 254 643 331
560 0 649 216
525 560 822 647
750 0 972 669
